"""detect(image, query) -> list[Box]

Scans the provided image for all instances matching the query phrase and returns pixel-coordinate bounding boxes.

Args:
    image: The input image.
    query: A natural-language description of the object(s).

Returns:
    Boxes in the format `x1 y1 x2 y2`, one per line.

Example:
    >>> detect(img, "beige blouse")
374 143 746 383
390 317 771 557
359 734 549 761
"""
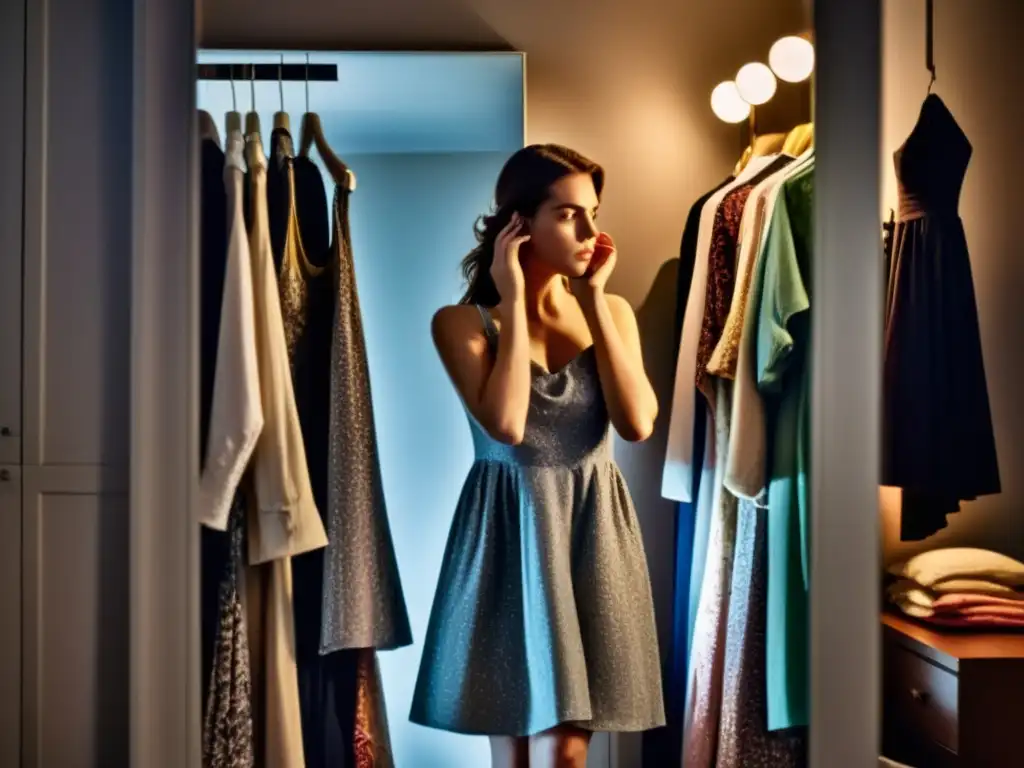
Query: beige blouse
245 135 327 564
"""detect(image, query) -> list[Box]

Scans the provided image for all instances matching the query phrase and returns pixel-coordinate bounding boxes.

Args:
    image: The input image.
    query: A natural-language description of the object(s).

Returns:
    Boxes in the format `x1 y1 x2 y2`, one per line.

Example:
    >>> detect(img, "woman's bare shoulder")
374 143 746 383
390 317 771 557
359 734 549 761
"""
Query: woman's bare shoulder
431 304 489 349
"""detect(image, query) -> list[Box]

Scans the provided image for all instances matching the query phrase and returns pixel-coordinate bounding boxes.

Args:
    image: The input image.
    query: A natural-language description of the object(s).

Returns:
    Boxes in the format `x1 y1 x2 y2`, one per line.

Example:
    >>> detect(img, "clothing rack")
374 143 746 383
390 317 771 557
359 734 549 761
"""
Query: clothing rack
197 63 338 82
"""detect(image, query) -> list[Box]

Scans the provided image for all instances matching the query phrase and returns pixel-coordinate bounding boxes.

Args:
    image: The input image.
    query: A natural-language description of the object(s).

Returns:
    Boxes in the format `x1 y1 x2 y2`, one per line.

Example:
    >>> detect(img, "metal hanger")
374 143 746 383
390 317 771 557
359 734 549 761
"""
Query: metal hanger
273 54 290 132
245 64 261 139
225 68 241 135
298 53 356 191
926 0 937 94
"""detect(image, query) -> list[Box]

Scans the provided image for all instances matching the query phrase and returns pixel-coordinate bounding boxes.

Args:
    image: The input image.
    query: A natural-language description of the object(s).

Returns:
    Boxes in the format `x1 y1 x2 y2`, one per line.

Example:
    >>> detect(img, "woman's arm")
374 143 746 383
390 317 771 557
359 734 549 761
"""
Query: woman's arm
432 299 532 444
579 292 659 442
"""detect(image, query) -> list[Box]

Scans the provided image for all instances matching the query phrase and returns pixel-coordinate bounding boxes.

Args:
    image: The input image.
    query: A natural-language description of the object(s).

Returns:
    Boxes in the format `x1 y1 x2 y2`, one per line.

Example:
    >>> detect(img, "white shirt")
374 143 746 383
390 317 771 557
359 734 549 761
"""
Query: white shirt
199 131 263 530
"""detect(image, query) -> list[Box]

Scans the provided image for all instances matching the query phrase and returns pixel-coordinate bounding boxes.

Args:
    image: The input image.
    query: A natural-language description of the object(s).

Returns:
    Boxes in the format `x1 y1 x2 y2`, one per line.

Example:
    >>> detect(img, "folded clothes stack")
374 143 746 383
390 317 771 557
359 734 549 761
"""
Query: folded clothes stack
885 547 1024 629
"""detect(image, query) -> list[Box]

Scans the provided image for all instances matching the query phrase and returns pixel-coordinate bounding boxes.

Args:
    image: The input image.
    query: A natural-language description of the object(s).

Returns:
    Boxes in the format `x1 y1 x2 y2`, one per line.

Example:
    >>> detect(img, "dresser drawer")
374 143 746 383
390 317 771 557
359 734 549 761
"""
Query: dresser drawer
883 641 959 754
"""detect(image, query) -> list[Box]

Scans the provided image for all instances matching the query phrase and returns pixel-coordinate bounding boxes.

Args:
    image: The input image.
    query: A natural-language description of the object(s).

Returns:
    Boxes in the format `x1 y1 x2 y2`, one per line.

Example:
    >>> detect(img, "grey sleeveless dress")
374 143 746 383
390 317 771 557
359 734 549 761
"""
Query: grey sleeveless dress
409 305 665 736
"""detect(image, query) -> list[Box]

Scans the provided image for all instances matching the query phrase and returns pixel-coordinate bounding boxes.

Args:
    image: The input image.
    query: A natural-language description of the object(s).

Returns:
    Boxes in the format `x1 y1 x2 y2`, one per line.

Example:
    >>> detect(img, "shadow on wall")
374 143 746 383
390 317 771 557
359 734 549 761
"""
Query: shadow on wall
880 0 1024 564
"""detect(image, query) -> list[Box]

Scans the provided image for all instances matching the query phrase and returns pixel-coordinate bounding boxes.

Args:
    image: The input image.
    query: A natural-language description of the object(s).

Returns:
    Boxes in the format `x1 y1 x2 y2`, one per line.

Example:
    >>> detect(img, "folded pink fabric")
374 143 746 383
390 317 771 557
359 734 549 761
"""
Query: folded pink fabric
933 593 1024 612
922 613 1024 629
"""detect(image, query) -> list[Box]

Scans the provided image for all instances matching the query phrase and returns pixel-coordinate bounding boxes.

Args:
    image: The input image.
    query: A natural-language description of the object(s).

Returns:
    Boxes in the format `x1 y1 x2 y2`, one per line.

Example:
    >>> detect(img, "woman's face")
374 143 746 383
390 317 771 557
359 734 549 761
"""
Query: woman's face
522 173 600 278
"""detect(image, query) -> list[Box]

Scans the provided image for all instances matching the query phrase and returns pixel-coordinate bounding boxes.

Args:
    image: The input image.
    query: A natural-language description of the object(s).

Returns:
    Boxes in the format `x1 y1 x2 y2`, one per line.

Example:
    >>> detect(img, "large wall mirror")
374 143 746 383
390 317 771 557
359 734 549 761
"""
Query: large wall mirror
195 49 524 768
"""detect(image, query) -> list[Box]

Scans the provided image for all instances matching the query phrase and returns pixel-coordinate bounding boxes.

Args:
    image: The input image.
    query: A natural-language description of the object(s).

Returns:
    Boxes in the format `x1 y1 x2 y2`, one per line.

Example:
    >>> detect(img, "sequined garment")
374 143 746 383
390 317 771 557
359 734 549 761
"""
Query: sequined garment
410 306 665 736
717 502 806 768
696 184 754 406
353 650 394 768
321 187 411 653
203 494 255 768
682 381 738 768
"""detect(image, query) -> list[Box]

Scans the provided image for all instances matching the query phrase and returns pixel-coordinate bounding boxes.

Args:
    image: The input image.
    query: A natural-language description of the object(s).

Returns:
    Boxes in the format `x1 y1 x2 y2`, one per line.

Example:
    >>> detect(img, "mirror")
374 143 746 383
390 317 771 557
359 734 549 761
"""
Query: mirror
196 49 524 768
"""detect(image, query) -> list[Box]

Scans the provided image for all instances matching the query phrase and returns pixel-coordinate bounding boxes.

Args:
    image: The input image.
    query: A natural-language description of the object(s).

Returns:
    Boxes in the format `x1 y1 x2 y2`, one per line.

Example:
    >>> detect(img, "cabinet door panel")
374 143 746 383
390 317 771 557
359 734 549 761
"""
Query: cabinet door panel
0 465 19 768
0 0 25 465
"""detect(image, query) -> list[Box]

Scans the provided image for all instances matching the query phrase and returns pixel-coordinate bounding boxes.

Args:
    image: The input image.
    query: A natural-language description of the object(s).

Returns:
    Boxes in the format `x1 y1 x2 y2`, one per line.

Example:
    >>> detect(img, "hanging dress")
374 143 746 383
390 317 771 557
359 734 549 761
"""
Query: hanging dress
322 185 406 764
410 306 664 736
703 159 807 767
279 133 407 763
882 93 1000 540
682 155 792 768
203 493 256 768
756 165 814 734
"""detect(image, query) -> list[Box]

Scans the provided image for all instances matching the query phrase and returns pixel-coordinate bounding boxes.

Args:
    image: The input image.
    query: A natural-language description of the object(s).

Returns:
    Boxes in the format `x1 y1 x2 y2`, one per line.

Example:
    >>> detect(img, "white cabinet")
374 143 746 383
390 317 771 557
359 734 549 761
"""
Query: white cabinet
4 0 134 764
0 0 24 466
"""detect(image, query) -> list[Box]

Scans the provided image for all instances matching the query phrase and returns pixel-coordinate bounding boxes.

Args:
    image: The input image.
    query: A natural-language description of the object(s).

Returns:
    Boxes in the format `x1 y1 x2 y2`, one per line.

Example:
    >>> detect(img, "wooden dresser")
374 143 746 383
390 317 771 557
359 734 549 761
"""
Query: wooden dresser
881 612 1024 767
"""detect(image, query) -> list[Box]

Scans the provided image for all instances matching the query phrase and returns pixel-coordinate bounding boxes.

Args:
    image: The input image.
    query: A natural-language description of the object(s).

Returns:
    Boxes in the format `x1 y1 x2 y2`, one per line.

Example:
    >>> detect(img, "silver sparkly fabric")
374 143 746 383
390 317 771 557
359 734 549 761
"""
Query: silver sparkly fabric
320 187 412 653
202 494 255 768
717 502 806 767
682 380 737 768
408 306 665 736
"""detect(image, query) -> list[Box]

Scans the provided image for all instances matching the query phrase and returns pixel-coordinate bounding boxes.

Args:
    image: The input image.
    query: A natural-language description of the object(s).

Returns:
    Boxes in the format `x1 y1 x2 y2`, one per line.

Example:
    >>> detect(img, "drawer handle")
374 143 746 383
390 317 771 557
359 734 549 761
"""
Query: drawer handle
909 687 931 705
0 427 10 436
0 469 9 482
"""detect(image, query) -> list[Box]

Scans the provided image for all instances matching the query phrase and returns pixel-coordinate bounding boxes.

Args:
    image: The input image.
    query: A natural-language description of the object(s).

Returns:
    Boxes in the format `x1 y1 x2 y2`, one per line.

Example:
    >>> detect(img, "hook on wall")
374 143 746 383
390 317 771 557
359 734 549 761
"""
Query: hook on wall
926 0 936 92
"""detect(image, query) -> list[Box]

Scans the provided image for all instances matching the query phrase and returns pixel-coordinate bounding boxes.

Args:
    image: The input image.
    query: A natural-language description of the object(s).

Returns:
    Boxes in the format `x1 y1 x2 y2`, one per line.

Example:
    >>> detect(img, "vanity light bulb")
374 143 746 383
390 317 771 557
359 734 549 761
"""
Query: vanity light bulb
735 62 777 105
710 81 751 124
769 36 815 83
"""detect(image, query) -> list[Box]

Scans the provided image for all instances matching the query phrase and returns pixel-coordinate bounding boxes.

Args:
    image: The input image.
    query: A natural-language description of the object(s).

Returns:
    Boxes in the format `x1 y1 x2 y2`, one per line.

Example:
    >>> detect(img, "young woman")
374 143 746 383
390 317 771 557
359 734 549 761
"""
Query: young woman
409 145 665 768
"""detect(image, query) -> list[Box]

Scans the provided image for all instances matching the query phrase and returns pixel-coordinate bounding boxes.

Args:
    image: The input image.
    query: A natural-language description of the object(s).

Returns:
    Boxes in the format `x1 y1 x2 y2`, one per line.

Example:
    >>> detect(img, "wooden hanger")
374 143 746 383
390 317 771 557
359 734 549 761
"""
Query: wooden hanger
733 132 786 174
782 122 814 155
298 55 355 191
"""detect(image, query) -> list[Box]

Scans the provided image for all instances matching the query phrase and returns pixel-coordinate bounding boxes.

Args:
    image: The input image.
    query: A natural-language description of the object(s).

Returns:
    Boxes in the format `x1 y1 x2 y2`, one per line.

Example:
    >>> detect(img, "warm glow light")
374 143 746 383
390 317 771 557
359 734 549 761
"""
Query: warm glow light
710 80 750 123
769 36 815 82
735 62 777 105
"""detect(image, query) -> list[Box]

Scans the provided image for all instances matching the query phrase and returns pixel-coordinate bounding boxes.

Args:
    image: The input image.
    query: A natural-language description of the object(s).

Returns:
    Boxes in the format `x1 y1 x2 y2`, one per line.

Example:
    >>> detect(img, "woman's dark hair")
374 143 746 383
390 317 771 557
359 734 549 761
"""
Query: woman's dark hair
459 144 604 306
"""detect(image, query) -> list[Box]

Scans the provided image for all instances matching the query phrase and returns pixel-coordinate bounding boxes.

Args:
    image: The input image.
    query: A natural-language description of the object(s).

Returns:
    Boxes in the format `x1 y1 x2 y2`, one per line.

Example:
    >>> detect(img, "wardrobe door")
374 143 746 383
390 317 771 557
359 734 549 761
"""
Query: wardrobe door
0 465 20 768
0 0 24 764
0 0 24 466
19 0 133 763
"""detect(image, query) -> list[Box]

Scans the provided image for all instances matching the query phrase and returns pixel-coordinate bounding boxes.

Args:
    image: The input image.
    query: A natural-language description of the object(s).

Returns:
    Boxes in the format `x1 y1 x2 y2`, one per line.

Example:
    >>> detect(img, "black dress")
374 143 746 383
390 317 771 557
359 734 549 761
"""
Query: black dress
882 93 1001 541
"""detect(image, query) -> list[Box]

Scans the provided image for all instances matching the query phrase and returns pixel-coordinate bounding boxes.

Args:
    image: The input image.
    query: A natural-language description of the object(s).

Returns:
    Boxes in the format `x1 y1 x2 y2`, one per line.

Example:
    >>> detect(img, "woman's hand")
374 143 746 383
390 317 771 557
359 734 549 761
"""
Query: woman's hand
490 213 530 305
571 232 617 301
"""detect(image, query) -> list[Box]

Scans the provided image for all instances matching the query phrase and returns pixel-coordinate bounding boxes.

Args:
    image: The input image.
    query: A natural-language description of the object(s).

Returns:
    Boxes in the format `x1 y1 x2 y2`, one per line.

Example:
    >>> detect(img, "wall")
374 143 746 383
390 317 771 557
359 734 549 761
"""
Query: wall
881 0 1024 564
200 1 809 765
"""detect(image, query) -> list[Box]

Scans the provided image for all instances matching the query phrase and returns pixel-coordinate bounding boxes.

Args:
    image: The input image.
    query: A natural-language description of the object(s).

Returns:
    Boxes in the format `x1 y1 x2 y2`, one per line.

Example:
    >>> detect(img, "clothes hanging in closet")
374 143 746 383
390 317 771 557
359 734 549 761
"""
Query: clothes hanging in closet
270 127 356 768
710 153 813 760
320 184 411 655
274 126 408 766
199 119 231 712
243 130 320 768
681 154 795 768
882 93 1000 540
203 493 256 768
756 163 813 733
666 148 815 768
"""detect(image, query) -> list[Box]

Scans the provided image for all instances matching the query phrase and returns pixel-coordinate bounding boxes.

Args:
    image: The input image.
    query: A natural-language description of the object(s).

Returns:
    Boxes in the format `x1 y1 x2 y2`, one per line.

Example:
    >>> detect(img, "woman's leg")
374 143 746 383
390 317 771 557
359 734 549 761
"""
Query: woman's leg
490 736 530 768
528 725 592 768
